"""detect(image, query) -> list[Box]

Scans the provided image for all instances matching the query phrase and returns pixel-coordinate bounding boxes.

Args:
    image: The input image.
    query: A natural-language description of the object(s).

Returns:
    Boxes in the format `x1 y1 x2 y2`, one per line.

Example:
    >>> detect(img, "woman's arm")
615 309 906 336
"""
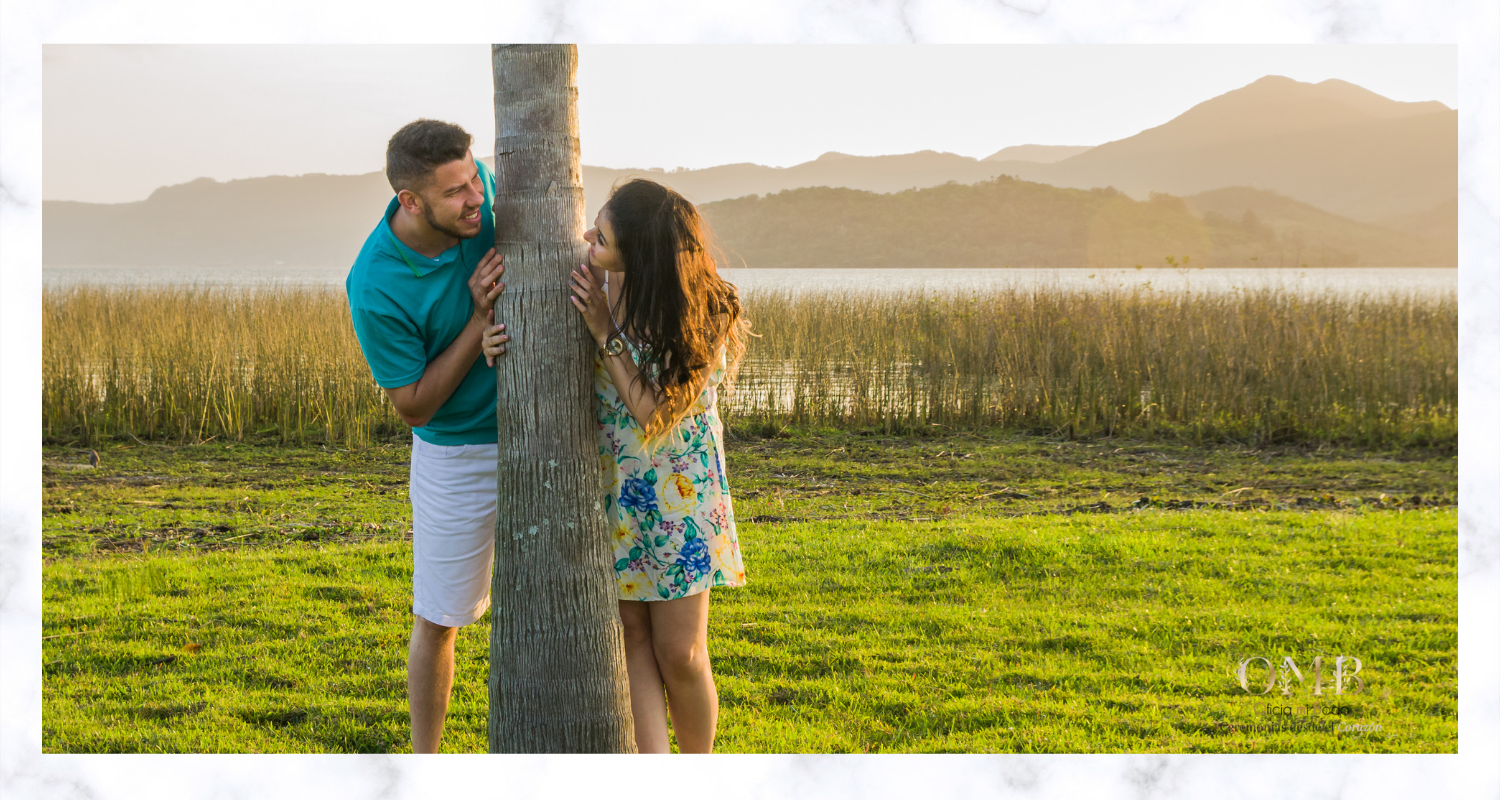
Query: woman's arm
596 330 720 439
567 265 719 439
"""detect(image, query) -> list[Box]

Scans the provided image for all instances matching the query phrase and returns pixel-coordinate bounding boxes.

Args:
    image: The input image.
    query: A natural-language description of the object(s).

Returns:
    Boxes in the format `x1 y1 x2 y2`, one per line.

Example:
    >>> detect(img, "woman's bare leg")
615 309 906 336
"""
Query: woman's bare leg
649 590 717 753
618 600 671 753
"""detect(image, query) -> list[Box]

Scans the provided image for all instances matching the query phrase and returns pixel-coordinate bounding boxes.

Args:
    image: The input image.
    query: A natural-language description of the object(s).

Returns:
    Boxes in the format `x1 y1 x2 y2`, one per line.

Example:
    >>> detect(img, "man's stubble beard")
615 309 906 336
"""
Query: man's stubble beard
421 201 479 241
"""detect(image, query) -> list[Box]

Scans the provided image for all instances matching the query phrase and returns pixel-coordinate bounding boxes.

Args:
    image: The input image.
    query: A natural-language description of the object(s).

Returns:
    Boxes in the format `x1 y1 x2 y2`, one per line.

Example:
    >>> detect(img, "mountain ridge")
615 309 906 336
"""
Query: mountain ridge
43 75 1455 269
981 76 1455 222
696 177 1451 270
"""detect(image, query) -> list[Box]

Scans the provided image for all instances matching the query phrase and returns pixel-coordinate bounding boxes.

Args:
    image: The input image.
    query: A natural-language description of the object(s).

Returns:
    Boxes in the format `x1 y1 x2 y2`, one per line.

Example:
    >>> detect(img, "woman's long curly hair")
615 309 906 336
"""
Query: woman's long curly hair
604 178 748 422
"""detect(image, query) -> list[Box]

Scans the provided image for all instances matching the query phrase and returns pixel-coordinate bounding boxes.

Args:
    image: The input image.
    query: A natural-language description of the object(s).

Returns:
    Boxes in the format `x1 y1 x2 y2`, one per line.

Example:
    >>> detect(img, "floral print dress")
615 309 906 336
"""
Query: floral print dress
596 338 746 601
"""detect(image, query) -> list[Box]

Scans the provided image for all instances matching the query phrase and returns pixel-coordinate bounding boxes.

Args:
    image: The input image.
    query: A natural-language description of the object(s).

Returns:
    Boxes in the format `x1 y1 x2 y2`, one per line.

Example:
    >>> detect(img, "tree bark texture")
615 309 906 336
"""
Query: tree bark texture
487 44 636 754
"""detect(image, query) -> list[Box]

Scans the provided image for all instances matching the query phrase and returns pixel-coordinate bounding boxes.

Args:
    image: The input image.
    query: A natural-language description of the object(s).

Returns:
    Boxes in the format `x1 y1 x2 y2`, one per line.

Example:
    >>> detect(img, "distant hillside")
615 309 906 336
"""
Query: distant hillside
43 152 1040 267
581 150 1027 222
991 76 1455 222
1374 198 1457 245
699 177 1452 269
1182 187 1455 268
44 172 393 268
596 76 1455 224
44 171 1452 270
982 144 1093 163
43 75 1455 268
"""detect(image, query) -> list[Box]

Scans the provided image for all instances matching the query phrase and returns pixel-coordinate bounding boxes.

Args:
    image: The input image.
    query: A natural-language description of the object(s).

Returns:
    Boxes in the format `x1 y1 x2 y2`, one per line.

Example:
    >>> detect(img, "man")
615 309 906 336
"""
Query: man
346 119 509 753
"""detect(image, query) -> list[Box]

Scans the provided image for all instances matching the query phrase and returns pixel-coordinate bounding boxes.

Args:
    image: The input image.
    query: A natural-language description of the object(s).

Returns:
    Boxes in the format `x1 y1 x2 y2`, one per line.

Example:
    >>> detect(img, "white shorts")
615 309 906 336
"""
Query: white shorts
409 437 499 627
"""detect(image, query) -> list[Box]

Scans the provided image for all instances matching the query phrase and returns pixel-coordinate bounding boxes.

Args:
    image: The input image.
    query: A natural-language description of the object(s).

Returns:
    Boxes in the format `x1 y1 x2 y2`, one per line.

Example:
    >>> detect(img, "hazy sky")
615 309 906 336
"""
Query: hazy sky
44 44 1455 204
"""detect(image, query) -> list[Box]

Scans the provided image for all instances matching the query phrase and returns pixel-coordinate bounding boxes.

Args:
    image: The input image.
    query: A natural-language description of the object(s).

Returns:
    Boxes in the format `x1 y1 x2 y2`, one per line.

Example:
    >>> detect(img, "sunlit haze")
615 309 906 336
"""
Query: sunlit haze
44 44 1455 204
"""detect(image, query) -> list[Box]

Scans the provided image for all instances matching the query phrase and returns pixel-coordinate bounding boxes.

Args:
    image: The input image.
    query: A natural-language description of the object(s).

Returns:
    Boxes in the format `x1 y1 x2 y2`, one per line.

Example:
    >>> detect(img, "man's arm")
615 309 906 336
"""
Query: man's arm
386 248 507 428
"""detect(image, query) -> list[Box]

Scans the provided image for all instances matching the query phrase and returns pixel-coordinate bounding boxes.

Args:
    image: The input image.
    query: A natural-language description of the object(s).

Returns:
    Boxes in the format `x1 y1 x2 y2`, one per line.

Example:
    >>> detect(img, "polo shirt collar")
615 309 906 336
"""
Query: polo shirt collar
382 197 463 277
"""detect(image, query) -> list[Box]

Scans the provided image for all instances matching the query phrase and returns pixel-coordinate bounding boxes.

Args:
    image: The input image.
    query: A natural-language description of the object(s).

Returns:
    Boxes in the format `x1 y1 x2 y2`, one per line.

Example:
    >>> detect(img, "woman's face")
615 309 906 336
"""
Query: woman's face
584 211 625 273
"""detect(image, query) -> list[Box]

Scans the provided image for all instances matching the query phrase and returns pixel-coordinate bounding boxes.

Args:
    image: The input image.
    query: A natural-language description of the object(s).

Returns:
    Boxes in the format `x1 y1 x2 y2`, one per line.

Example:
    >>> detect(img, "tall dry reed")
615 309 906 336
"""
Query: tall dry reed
43 283 1456 447
730 287 1456 446
44 284 402 446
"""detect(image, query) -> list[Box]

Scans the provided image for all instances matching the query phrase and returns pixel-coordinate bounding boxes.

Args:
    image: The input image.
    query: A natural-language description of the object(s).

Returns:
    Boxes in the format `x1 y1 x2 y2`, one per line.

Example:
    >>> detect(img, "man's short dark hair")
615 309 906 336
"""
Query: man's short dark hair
386 119 474 194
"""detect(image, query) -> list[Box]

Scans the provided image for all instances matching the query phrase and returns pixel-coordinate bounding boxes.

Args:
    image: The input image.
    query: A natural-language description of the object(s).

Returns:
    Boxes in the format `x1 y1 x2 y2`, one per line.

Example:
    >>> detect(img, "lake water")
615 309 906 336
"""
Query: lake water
43 266 1457 298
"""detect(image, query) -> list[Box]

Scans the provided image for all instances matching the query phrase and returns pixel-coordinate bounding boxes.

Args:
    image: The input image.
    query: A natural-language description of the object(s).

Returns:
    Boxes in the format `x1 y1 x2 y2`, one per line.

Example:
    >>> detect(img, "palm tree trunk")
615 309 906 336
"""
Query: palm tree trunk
487 43 636 754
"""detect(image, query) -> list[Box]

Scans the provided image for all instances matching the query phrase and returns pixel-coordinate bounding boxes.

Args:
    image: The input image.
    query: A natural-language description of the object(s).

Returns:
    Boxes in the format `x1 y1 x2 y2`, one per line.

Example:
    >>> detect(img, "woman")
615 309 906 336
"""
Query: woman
484 179 748 753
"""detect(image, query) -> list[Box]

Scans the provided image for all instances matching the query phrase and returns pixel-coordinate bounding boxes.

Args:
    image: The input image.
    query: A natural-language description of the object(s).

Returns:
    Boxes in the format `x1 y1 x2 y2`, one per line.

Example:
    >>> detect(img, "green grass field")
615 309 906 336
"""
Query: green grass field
42 431 1457 753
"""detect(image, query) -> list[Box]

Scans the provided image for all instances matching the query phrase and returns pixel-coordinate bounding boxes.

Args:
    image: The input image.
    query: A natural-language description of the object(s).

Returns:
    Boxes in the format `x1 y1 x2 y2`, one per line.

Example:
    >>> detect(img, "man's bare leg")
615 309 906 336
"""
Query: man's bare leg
619 600 671 753
408 616 457 753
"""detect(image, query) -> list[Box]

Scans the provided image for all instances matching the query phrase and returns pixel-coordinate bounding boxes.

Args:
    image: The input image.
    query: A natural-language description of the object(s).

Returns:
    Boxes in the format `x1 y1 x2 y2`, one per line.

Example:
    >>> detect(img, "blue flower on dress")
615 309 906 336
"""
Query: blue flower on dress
678 536 712 579
619 477 658 513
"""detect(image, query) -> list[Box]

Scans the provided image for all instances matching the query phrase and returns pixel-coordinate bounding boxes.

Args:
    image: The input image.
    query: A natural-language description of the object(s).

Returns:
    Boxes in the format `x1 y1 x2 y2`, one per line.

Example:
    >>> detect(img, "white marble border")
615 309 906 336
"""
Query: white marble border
2 2 1495 798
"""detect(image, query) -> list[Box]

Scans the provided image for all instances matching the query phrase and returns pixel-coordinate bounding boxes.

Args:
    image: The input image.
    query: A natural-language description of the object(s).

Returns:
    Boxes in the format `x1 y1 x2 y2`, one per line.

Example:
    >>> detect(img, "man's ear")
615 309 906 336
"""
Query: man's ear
396 188 423 214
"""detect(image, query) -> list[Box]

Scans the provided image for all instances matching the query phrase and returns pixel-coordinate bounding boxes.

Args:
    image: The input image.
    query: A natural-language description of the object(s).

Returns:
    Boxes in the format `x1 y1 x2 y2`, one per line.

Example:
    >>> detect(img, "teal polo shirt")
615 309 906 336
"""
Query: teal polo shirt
346 159 498 446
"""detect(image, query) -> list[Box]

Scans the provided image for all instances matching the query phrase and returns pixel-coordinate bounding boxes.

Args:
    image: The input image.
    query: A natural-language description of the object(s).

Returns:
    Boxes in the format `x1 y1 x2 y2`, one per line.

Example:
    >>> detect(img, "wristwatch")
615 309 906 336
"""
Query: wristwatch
599 336 626 358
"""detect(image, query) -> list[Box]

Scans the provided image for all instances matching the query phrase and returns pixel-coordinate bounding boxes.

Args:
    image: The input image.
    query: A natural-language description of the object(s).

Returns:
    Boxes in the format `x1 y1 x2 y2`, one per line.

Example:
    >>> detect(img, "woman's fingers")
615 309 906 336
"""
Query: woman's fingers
482 321 509 366
570 271 606 314
484 309 496 366
570 277 597 305
568 268 609 342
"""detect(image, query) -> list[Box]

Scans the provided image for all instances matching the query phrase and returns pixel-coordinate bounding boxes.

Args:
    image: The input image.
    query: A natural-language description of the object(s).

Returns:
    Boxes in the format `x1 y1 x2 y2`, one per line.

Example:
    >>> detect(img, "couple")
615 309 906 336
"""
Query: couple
345 119 747 754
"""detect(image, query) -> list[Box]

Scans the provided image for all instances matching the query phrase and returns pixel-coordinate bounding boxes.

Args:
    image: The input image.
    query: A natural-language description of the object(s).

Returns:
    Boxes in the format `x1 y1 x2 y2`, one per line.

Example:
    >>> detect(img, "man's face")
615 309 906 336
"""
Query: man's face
413 151 484 240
